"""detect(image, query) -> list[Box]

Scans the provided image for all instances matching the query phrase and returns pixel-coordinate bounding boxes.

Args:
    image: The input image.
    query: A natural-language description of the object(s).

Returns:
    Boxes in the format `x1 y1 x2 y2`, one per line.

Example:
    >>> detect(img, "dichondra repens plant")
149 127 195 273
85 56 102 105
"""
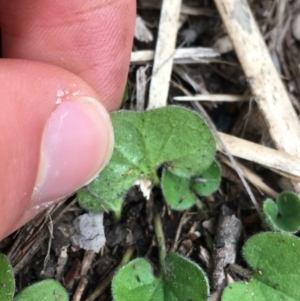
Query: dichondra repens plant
77 106 300 301
78 106 219 301
78 106 221 216
222 232 300 301
263 191 300 233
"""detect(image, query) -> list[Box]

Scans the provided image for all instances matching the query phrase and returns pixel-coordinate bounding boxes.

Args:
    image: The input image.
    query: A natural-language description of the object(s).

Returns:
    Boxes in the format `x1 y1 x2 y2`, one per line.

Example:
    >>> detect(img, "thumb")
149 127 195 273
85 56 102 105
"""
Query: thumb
0 59 114 240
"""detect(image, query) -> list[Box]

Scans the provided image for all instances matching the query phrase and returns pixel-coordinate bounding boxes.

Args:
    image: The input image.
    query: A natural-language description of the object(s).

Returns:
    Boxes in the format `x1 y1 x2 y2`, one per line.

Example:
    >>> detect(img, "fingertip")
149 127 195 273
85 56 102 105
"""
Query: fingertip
0 60 114 240
33 96 114 205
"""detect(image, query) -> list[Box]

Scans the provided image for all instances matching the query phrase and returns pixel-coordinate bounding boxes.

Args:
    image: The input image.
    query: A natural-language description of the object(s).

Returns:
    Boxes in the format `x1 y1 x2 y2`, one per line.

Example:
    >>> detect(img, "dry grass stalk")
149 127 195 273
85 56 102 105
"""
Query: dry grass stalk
214 0 300 192
213 0 300 156
220 157 278 198
174 94 250 102
131 47 219 65
147 0 182 109
218 133 300 180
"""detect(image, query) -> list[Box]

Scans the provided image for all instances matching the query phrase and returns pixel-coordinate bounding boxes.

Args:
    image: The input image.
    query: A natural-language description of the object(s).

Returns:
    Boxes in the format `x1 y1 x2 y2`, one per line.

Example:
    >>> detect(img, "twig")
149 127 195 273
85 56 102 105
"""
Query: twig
43 215 54 272
213 0 300 193
72 278 88 301
10 198 77 274
72 250 95 301
131 47 219 65
154 213 166 278
174 94 250 102
170 211 190 252
218 133 300 181
220 156 278 198
147 0 182 109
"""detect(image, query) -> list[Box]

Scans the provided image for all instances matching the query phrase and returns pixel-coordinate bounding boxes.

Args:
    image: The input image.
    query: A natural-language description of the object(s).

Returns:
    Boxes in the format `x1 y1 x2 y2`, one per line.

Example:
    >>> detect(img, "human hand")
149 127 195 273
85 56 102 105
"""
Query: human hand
0 0 136 240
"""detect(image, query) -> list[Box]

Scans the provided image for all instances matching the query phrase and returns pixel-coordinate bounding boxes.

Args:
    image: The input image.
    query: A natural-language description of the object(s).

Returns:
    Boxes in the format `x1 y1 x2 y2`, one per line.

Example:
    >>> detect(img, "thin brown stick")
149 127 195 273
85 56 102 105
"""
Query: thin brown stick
72 250 95 301
11 199 77 274
170 211 191 252
220 156 278 198
218 133 300 180
213 0 300 192
174 94 250 102
130 47 219 64
147 0 182 109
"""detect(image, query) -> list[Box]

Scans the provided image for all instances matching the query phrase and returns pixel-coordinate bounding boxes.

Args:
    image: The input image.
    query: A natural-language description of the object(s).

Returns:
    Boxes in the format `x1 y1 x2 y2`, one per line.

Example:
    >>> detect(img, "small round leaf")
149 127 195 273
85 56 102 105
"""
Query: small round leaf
263 191 300 233
222 232 300 301
14 280 68 301
191 160 221 196
112 253 209 301
161 169 197 210
0 253 14 301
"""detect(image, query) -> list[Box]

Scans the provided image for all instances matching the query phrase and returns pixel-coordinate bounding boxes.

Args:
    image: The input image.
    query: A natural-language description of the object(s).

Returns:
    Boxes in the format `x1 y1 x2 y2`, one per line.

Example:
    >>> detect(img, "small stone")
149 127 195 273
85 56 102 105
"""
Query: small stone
71 212 106 252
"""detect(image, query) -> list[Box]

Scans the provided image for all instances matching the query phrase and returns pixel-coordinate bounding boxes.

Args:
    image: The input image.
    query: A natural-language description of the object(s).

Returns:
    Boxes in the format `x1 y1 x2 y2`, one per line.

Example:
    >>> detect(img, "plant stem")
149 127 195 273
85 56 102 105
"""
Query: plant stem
114 208 122 222
85 245 134 301
195 199 203 209
154 213 167 278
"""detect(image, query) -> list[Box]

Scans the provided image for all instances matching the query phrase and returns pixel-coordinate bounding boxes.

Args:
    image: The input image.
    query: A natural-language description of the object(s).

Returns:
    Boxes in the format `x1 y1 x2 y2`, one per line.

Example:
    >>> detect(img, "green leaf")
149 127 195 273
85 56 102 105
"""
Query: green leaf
0 253 14 301
112 257 163 301
14 280 68 301
263 191 300 233
191 160 221 196
163 253 209 300
161 160 221 210
112 253 209 301
78 106 216 214
161 169 197 210
222 232 300 301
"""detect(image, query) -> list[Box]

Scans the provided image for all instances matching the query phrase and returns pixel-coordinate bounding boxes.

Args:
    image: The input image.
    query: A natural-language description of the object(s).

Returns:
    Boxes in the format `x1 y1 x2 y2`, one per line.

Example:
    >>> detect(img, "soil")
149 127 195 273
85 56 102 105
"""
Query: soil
2 0 300 300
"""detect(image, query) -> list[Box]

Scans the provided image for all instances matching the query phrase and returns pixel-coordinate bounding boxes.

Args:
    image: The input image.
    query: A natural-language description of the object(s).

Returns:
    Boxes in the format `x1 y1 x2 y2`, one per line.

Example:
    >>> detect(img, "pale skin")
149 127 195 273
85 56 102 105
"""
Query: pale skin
0 0 136 240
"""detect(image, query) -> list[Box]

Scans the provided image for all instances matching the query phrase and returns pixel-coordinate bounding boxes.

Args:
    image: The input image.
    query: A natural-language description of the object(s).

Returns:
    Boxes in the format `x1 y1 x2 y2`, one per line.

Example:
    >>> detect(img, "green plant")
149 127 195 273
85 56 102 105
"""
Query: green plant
263 191 300 233
222 232 300 301
74 105 300 301
112 253 209 301
78 106 219 301
0 253 68 301
112 214 209 301
78 106 219 217
0 253 14 300
162 160 220 210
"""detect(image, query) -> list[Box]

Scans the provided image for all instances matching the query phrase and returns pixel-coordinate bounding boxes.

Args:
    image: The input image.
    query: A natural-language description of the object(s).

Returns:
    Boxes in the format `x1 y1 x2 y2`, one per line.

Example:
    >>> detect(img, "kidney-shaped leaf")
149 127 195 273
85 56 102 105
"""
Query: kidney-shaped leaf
78 106 216 215
0 253 14 301
14 280 68 301
112 253 209 301
263 191 300 233
191 160 221 197
222 232 300 301
161 169 197 211
161 160 221 210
